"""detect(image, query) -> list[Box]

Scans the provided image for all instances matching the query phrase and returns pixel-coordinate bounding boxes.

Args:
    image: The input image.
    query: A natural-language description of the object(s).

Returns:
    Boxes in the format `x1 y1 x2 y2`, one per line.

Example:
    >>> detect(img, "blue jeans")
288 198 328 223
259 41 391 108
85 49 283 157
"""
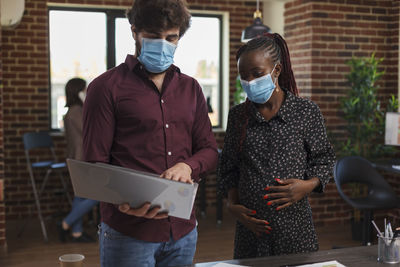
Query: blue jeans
99 222 197 267
64 197 98 233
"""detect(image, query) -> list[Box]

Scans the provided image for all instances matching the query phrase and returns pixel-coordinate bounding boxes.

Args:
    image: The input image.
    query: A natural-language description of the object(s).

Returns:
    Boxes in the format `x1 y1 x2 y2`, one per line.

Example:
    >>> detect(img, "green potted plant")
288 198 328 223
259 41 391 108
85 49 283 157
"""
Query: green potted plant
336 53 398 240
234 75 246 105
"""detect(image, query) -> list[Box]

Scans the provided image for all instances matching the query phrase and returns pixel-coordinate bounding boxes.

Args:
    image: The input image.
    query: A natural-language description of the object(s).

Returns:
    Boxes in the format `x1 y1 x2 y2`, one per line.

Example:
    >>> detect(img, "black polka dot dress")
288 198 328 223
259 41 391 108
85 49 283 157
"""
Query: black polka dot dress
217 89 336 259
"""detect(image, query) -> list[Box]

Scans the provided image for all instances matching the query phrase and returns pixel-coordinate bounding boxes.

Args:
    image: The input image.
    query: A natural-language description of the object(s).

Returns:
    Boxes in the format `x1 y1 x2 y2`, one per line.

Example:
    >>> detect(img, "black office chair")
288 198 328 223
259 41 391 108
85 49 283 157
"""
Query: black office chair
199 173 223 225
333 155 400 245
22 131 72 242
199 148 223 225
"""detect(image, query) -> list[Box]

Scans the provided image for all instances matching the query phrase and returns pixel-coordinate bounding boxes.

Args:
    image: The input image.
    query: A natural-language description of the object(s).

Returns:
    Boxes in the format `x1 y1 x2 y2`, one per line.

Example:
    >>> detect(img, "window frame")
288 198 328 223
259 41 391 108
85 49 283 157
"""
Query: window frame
48 5 229 131
183 12 224 129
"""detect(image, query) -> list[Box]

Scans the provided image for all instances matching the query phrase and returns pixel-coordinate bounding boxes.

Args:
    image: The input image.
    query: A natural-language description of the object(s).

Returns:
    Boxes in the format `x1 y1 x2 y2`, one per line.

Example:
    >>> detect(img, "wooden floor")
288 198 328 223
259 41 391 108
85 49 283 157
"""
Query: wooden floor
0 207 362 267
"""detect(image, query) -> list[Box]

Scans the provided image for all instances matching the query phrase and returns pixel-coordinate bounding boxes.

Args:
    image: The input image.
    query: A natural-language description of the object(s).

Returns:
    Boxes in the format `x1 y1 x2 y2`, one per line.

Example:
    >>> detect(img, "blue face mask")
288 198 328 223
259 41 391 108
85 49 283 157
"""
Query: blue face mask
138 38 177 73
240 65 277 104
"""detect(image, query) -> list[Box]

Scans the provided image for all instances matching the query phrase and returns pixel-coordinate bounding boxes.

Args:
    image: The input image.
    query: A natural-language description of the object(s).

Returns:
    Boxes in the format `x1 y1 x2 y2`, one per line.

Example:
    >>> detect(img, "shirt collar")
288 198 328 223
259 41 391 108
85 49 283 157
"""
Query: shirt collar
249 88 294 123
276 89 295 123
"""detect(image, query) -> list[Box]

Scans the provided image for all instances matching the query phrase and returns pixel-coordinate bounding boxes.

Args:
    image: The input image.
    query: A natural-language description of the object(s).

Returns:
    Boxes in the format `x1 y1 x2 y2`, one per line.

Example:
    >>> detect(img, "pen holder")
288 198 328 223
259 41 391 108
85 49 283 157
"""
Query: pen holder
378 235 400 264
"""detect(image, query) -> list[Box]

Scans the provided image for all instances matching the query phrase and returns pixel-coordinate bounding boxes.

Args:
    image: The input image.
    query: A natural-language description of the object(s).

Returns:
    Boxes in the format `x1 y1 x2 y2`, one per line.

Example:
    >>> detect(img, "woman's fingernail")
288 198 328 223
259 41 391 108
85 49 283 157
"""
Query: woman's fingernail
251 210 256 214
263 195 268 199
266 230 271 234
265 221 270 225
264 186 270 190
267 201 272 206
267 226 272 230
274 178 280 182
276 207 280 211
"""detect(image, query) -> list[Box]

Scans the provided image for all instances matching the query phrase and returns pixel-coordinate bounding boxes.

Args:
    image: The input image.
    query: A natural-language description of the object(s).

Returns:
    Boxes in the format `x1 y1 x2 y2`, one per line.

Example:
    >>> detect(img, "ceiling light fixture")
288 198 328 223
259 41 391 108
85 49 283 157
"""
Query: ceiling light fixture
241 0 272 43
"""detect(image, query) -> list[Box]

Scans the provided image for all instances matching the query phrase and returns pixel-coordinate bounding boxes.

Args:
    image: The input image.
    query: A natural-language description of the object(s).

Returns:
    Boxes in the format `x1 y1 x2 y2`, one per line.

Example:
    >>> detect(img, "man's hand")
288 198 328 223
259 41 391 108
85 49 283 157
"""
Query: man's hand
263 178 320 210
227 203 271 237
118 202 168 219
160 162 193 184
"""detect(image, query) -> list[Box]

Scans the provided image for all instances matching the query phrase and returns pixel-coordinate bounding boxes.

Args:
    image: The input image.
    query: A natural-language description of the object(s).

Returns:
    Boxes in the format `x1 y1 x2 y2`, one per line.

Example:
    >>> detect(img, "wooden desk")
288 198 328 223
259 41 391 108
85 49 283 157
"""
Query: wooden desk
191 245 400 266
372 160 400 175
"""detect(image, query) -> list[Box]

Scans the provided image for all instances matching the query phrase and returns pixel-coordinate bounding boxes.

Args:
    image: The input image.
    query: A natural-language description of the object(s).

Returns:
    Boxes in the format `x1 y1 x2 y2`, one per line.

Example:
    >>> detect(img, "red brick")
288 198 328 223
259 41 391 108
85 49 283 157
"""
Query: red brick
0 180 3 202
0 0 398 245
285 0 398 225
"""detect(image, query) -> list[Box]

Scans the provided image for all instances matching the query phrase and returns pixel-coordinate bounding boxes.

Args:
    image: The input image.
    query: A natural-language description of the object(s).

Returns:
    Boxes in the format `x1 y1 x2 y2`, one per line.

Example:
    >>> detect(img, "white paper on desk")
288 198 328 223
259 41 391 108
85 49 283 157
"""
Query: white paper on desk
212 263 250 267
294 260 346 267
66 159 198 220
385 112 400 146
392 165 400 170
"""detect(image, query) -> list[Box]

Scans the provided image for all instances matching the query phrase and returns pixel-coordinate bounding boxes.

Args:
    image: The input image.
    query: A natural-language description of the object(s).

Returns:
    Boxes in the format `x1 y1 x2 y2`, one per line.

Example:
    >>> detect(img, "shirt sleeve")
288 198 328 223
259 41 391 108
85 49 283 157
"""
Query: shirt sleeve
183 80 218 181
304 102 336 193
217 106 242 197
82 76 115 164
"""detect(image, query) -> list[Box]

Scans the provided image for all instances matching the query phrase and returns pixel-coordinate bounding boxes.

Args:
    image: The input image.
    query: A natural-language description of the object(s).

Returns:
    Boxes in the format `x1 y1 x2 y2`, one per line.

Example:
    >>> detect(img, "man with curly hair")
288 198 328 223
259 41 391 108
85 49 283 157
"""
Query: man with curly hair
82 0 218 266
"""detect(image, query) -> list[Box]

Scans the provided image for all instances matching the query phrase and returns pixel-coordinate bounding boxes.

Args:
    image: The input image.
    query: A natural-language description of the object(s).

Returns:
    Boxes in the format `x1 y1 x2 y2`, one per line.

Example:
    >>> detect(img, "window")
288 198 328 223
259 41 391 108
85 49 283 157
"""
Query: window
175 15 221 127
49 7 227 129
49 9 108 129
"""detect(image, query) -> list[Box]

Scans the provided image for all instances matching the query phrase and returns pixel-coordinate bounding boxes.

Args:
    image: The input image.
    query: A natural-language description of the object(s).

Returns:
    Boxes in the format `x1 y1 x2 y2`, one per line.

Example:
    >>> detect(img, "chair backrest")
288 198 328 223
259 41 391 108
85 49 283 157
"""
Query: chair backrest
333 155 398 207
23 132 54 151
334 156 378 185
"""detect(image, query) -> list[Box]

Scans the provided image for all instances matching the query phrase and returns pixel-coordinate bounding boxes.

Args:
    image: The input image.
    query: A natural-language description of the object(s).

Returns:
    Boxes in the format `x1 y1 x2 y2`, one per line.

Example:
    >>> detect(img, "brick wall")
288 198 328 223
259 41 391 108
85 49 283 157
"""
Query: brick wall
1 0 399 249
285 0 399 226
0 9 6 249
0 0 257 225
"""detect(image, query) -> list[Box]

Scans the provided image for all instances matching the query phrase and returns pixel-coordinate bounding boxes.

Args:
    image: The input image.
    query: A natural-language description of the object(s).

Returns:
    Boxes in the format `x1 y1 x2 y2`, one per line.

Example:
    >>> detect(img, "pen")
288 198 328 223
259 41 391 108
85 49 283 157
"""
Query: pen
388 222 393 238
384 218 387 231
385 219 388 238
371 220 384 237
390 229 400 246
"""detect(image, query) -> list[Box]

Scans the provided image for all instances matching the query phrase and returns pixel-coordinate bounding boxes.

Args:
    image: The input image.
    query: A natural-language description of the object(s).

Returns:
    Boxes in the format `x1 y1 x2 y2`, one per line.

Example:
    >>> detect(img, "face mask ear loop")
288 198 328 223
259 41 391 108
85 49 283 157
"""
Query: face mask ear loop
136 36 144 57
271 64 280 93
271 64 278 86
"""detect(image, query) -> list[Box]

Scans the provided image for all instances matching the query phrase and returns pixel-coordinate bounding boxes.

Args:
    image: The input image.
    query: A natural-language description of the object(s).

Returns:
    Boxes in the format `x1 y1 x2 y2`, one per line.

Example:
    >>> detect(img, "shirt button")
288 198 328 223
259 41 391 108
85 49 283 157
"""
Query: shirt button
161 99 164 104
166 124 169 128
168 152 172 156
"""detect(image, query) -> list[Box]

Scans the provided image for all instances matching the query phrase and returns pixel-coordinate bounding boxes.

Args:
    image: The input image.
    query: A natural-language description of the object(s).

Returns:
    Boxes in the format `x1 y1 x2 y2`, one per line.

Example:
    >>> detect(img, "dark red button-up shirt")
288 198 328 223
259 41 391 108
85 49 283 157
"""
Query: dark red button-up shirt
82 55 218 242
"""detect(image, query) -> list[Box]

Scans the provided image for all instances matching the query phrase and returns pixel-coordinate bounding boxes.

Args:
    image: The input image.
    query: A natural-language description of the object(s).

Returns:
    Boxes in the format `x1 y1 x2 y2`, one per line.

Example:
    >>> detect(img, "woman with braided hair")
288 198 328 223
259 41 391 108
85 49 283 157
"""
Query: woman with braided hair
217 33 335 258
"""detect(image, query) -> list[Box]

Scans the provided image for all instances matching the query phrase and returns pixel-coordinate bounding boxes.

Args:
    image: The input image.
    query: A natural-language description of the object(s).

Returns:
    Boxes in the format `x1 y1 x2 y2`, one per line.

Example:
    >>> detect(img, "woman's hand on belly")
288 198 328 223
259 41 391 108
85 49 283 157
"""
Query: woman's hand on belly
227 202 272 237
263 177 320 210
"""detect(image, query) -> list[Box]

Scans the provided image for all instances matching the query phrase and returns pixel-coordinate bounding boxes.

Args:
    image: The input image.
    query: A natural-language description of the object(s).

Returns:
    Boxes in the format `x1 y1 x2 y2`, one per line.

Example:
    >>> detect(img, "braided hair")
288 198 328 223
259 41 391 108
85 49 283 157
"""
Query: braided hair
236 33 298 152
237 33 298 96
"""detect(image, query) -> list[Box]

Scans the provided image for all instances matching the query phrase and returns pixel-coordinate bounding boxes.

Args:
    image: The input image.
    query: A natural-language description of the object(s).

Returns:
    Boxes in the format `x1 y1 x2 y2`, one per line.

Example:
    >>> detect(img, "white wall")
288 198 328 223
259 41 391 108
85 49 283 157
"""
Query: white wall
262 0 289 36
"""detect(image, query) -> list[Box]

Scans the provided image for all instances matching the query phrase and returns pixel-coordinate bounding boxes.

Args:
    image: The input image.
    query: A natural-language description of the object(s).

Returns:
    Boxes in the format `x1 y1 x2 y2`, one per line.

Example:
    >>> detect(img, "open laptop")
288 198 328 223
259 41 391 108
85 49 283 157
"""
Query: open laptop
66 159 198 220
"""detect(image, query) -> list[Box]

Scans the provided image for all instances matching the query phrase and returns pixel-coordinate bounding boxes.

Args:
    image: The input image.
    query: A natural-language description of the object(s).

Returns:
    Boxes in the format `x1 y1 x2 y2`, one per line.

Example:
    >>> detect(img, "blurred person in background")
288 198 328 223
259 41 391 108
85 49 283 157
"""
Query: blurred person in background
58 77 98 243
